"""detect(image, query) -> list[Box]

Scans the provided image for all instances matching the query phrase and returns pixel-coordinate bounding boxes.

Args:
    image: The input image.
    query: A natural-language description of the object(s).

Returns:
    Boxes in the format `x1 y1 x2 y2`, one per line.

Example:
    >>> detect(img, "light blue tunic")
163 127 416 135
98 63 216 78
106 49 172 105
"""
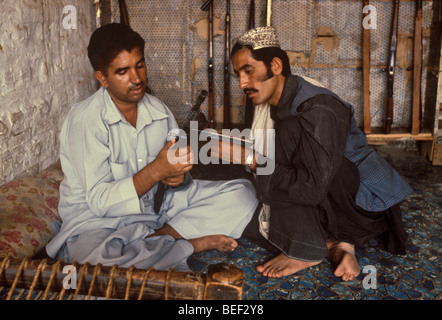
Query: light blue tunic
46 88 258 271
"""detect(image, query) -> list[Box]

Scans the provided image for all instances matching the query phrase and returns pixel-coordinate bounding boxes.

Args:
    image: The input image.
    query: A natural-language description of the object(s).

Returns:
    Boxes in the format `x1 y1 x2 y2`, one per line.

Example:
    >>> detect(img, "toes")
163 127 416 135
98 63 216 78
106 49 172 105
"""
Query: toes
224 244 236 252
342 273 352 281
256 260 271 272
334 265 345 278
270 269 282 278
260 264 282 278
225 240 237 251
265 266 276 277
259 265 274 277
215 236 237 252
262 266 272 277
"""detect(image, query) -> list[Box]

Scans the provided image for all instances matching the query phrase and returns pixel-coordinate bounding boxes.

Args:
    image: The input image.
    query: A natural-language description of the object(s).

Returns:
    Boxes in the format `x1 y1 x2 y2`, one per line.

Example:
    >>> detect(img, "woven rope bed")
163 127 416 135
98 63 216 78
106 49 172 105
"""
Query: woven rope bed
0 257 243 300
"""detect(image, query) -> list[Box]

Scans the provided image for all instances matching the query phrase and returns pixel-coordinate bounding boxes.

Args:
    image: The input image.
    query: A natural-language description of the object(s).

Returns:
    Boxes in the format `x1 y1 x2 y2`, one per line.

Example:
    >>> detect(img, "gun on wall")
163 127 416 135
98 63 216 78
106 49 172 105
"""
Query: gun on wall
181 90 208 133
411 0 422 135
244 0 255 129
118 0 152 94
362 0 371 134
201 0 215 129
385 0 400 134
118 0 129 25
266 0 272 26
223 0 231 129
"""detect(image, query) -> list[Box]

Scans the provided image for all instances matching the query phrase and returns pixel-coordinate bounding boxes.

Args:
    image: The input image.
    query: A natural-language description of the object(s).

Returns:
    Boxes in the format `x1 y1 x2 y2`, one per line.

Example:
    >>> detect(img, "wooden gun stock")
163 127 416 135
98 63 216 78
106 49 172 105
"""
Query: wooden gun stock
266 0 272 26
411 0 422 135
118 0 152 94
362 0 371 134
249 0 255 30
385 96 394 134
385 0 399 134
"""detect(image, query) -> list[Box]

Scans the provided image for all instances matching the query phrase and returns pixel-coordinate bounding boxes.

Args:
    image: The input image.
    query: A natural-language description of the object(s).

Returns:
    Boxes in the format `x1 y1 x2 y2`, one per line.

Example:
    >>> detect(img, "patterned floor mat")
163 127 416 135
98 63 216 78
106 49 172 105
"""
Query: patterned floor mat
188 151 442 300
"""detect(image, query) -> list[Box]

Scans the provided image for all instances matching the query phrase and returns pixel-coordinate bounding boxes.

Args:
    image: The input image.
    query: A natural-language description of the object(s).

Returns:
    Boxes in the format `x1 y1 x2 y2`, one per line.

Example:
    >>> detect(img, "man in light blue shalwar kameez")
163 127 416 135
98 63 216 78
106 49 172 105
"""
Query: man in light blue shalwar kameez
45 23 258 272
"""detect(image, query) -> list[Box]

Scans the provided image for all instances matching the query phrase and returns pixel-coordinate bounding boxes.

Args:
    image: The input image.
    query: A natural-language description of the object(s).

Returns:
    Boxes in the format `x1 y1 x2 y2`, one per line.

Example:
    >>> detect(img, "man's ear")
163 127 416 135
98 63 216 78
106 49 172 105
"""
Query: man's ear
270 57 283 76
94 70 109 88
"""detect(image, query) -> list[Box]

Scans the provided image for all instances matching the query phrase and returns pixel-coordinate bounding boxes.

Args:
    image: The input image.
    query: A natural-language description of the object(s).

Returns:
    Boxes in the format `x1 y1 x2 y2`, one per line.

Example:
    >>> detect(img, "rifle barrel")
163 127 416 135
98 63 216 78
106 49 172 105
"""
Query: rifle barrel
411 0 422 135
249 0 255 30
118 0 129 25
224 0 231 129
208 2 215 129
385 0 399 134
362 0 371 134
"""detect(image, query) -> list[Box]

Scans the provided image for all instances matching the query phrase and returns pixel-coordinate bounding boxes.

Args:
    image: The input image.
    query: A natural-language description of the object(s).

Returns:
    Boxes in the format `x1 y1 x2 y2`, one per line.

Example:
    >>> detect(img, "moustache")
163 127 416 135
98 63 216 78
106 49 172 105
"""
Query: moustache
244 88 258 95
128 82 144 91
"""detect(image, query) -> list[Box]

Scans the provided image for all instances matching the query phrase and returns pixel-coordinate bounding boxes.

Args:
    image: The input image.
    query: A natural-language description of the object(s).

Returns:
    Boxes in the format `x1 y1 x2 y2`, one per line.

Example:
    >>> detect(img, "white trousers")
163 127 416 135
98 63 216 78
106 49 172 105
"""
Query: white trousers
62 178 258 271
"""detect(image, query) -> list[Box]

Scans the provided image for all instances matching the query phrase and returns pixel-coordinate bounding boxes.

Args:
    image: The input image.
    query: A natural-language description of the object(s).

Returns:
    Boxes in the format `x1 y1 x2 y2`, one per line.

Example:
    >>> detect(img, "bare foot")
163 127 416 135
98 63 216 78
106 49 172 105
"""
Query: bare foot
256 254 322 278
326 240 360 281
148 225 237 254
189 235 238 253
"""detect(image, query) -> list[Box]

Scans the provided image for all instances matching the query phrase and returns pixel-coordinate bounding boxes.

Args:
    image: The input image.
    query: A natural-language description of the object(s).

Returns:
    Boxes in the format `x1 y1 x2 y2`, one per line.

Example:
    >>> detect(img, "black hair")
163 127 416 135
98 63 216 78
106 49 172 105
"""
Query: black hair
231 42 292 77
87 23 145 74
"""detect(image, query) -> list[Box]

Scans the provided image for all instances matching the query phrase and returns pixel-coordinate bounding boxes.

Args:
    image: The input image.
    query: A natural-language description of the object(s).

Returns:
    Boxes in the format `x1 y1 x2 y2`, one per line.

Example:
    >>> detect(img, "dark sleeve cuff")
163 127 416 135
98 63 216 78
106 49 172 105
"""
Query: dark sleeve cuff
170 172 193 191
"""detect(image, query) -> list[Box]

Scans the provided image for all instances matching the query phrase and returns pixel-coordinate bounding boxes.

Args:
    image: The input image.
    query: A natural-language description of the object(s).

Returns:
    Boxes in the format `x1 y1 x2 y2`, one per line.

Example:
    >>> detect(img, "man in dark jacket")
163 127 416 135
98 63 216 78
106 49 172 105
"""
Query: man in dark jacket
214 26 412 280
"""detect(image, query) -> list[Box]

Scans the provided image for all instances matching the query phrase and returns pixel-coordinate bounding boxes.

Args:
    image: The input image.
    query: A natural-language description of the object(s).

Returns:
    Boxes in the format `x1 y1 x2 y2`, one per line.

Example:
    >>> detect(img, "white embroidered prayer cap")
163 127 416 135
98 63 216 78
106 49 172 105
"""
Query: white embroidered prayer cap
236 26 281 50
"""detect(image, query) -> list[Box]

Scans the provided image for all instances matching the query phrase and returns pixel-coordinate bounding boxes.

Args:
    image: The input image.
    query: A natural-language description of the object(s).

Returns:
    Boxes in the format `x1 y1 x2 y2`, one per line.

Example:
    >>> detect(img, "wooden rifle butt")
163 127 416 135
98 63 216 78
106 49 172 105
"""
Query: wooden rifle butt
385 97 394 134
411 0 422 135
362 0 371 134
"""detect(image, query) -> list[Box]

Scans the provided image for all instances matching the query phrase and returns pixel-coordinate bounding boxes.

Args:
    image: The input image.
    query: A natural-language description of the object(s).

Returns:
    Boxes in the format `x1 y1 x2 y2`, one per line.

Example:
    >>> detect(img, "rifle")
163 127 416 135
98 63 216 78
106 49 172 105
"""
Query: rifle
385 0 399 134
118 0 129 25
181 90 208 133
201 0 215 129
362 0 371 134
244 0 255 129
223 0 231 129
411 0 422 135
266 0 272 26
118 0 152 94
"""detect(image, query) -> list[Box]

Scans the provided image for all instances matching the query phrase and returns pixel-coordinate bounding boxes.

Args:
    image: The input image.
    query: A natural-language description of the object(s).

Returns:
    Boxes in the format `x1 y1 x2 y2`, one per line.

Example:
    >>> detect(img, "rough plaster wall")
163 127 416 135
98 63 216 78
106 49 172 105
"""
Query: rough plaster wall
0 0 96 185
